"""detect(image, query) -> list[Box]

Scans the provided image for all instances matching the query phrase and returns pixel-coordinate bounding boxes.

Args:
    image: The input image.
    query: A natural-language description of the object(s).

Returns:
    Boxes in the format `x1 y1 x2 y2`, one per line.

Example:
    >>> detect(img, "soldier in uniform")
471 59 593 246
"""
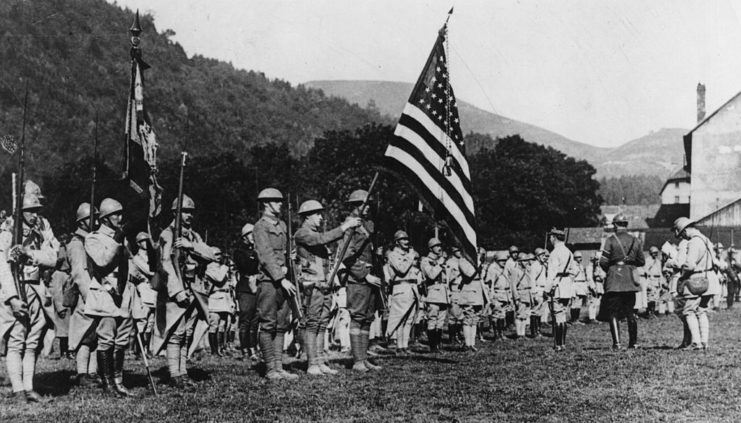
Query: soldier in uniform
233 223 260 362
84 198 133 396
386 230 421 355
586 254 605 323
129 232 157 359
544 228 577 351
529 248 549 337
672 217 720 350
457 248 485 351
642 246 663 317
0 193 58 402
570 251 589 324
486 251 511 341
421 237 448 352
503 245 519 328
445 246 464 345
510 253 535 339
293 199 360 376
206 248 230 357
252 188 299 380
67 203 99 387
155 194 218 388
597 214 645 349
339 189 382 372
49 240 71 359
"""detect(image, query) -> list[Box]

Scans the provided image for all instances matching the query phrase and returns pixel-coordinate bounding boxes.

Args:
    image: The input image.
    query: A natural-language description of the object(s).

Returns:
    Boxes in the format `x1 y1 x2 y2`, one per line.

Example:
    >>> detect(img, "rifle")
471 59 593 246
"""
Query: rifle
172 152 188 289
90 112 98 231
133 323 158 396
286 194 304 323
327 172 379 288
11 87 29 307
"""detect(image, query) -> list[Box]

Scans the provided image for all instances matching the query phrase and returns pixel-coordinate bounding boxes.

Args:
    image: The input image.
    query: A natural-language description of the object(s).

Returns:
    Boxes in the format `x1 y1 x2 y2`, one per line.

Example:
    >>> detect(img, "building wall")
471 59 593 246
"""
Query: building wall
660 180 690 204
690 96 741 220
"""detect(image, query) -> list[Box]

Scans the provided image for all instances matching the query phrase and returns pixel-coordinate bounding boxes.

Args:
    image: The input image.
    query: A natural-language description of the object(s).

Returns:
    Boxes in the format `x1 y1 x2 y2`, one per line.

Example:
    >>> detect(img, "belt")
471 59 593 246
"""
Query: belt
393 279 417 285
574 280 587 283
21 280 40 285
493 288 509 292
556 273 570 277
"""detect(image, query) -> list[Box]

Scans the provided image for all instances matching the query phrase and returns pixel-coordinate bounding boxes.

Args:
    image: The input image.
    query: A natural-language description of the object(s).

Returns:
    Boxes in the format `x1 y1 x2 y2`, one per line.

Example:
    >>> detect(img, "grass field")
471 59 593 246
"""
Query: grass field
2 308 741 422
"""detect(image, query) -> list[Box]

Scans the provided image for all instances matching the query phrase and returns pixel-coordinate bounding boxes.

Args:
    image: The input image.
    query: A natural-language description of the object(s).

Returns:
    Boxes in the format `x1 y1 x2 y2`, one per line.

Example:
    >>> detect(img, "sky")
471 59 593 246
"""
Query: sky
108 0 741 148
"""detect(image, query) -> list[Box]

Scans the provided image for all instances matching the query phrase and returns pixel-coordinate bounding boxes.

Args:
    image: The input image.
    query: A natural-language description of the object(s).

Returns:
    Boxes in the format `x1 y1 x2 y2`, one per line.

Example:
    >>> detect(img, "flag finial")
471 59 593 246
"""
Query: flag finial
130 10 142 37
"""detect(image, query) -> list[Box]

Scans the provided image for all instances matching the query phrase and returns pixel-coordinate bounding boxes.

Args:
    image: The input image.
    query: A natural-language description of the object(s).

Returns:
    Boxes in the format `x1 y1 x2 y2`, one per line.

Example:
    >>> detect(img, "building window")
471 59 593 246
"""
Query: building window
675 181 680 188
674 195 680 203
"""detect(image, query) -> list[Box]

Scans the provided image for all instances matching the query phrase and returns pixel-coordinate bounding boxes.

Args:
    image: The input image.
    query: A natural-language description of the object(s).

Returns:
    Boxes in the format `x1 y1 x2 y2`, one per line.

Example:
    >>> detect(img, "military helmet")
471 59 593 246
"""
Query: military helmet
171 194 196 211
22 194 43 211
99 198 123 219
136 232 150 243
241 223 254 236
518 253 535 262
612 213 629 225
257 188 284 202
75 202 96 222
508 245 519 253
495 251 509 262
24 180 45 200
346 189 369 204
716 242 724 250
534 248 547 256
394 230 409 241
574 251 583 259
212 247 222 256
649 246 659 254
549 227 565 237
427 237 442 249
673 217 694 233
298 200 324 215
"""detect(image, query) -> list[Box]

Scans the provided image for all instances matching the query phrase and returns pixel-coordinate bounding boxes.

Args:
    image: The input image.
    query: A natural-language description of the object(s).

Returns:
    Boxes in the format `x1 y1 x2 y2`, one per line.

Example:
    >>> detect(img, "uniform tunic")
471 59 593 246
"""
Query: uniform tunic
386 247 420 335
457 257 483 325
509 262 534 320
642 257 663 303
530 260 548 317
254 213 291 333
545 243 577 324
68 229 97 351
486 262 509 320
421 252 448 330
340 215 377 326
445 256 463 323
130 249 157 333
676 233 718 316
598 230 645 321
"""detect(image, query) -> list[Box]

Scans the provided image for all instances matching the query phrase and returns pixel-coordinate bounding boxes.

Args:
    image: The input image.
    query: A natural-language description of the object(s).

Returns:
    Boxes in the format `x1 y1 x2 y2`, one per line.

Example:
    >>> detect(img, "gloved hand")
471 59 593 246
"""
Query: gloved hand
9 297 28 320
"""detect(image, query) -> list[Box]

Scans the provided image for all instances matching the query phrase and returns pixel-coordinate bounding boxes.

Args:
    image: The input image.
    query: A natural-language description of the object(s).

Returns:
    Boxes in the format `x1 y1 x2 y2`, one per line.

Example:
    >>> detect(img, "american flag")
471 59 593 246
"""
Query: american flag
384 23 478 263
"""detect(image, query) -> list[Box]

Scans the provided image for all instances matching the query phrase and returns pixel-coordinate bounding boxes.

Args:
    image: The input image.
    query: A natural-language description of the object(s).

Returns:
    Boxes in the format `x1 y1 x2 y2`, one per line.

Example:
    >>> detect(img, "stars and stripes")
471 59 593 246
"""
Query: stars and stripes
384 25 478 263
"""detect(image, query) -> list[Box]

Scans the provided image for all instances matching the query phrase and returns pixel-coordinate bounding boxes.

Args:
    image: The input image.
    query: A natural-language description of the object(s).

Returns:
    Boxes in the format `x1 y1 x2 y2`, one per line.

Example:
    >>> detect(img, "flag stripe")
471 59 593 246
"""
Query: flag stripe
400 104 469 178
385 151 477 260
385 144 477 244
391 127 474 212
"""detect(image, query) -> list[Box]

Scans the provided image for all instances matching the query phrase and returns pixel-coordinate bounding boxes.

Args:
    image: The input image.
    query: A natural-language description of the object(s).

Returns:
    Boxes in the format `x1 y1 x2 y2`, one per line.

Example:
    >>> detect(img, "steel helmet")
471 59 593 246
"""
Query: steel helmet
171 194 196 211
673 217 694 233
534 248 547 256
427 237 442 249
346 189 368 204
612 213 629 225
257 188 284 202
649 246 659 254
508 245 519 253
75 202 96 222
136 232 150 243
298 200 324 215
495 251 509 262
24 180 45 199
574 251 583 259
241 223 254 236
22 194 42 211
99 198 123 219
394 230 409 241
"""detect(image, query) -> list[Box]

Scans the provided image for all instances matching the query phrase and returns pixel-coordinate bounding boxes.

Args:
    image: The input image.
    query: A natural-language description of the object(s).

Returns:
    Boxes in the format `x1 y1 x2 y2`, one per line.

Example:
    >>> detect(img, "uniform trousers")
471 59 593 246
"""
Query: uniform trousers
549 298 571 324
304 286 333 332
347 281 377 326
461 305 482 326
256 280 292 333
237 291 258 350
426 303 448 330
97 316 133 351
5 289 47 393
208 311 230 333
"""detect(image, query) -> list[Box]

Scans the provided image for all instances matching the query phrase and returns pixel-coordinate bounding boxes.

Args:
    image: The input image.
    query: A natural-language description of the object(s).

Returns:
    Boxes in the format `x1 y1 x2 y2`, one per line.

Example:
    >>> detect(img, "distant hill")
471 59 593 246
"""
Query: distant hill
305 80 688 178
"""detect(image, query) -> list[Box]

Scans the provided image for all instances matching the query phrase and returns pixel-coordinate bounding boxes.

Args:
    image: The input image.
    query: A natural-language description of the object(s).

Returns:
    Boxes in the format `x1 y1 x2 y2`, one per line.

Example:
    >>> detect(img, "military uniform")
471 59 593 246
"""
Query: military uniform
294 209 348 375
386 243 421 354
49 244 71 358
233 227 259 359
0 201 58 401
509 255 534 338
421 245 448 352
571 255 589 323
530 251 549 334
642 253 663 316
586 258 605 322
206 258 230 356
545 231 577 351
458 254 486 350
486 255 510 340
129 240 157 357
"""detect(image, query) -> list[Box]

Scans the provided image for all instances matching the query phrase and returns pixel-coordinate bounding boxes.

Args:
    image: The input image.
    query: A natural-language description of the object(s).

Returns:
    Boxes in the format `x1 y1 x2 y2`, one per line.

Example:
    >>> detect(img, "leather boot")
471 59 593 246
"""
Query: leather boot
305 331 322 376
259 332 281 380
97 350 110 392
553 323 562 350
627 317 638 348
274 333 298 380
609 318 621 349
427 329 437 352
113 350 131 397
218 332 226 355
560 323 568 348
209 333 221 356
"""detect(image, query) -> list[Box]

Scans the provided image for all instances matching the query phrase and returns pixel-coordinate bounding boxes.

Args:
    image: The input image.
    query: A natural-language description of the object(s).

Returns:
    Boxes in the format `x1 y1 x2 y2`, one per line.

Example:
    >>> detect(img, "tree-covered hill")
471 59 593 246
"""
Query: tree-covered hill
0 0 387 179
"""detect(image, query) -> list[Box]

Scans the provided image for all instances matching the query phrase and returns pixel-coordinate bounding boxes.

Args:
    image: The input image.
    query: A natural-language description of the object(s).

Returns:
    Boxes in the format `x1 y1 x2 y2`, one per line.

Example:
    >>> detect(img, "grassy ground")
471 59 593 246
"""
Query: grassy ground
2 308 741 422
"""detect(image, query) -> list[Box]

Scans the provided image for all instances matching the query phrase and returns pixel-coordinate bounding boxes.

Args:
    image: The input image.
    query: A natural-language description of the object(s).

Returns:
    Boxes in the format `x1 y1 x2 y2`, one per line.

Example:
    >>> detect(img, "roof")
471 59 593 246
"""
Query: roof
566 227 604 245
693 196 741 226
684 90 741 172
648 203 690 228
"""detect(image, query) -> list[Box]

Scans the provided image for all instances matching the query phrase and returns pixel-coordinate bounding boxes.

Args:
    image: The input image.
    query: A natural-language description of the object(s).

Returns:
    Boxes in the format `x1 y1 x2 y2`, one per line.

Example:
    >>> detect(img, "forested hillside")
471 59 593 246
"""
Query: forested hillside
0 0 386 180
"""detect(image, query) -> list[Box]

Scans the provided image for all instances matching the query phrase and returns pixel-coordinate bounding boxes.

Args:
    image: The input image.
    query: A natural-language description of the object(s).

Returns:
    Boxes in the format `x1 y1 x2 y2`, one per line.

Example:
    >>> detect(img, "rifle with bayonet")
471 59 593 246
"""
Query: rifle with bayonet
172 152 188 290
286 194 304 323
9 87 30 315
90 112 98 231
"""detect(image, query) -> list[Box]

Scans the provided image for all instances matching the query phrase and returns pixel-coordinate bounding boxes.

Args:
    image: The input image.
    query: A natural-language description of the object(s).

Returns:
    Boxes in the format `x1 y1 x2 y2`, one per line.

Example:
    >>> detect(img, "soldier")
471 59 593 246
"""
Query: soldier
129 232 157 360
510 253 535 339
486 251 511 341
49 238 71 360
84 198 133 396
233 223 259 362
503 245 519 328
386 230 421 356
445 246 464 345
672 217 720 350
571 251 588 324
529 248 549 336
597 214 645 349
643 246 663 317
586 254 605 323
457 248 486 351
339 189 382 372
293 199 360 376
0 193 58 403
545 228 577 351
155 194 217 388
68 203 99 387
421 237 448 353
206 247 230 357
252 188 299 380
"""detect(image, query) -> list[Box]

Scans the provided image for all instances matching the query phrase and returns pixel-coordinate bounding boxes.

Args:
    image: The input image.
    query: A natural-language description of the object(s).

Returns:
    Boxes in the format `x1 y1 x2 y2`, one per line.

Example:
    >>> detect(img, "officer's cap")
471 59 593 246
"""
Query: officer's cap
549 228 565 237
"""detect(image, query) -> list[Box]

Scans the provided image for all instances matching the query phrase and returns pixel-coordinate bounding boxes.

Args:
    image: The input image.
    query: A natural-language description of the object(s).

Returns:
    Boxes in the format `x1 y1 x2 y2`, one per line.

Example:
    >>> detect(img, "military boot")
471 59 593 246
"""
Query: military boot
112 350 131 397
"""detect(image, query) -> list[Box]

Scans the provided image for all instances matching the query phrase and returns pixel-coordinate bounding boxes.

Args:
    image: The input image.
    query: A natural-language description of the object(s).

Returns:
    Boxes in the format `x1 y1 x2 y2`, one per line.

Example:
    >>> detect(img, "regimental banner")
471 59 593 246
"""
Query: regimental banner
384 23 478 263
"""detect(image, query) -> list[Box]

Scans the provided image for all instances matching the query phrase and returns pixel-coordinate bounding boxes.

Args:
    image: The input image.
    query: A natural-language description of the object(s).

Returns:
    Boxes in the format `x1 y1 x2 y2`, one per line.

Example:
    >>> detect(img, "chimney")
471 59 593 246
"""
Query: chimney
697 82 706 123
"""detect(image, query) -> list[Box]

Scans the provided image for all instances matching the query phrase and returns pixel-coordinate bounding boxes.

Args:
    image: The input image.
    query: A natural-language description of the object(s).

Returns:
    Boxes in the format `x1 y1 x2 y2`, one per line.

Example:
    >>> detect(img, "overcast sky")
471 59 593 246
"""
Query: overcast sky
108 0 741 148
